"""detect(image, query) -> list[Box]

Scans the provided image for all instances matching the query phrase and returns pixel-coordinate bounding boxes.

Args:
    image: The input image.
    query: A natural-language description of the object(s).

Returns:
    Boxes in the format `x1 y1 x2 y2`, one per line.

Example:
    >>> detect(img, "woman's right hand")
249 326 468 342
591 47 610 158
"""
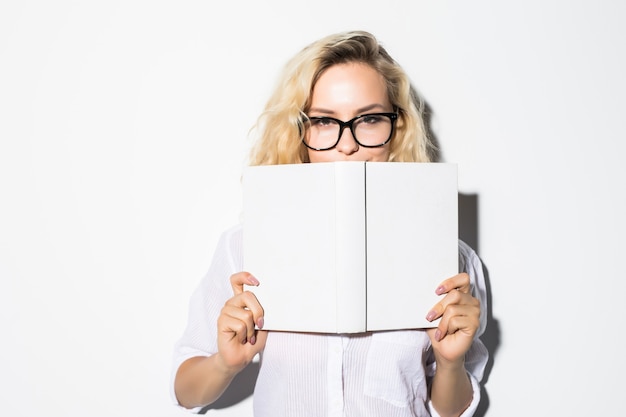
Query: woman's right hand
174 272 266 408
215 272 267 374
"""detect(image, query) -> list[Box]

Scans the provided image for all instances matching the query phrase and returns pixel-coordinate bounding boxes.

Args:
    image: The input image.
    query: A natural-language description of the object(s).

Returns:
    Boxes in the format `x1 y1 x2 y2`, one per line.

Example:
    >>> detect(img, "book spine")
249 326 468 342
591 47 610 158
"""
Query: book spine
334 161 367 333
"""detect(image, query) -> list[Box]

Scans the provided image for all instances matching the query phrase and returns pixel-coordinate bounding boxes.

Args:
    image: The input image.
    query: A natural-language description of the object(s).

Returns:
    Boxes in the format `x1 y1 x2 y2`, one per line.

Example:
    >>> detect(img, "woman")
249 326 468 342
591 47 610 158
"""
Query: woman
171 30 488 417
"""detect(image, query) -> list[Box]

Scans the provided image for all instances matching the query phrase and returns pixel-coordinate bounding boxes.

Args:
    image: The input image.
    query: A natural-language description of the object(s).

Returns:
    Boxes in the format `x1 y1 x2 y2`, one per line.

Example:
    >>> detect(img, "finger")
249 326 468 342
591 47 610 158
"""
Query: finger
435 309 480 342
433 297 480 340
426 288 479 322
254 330 268 347
435 272 470 295
220 299 264 345
426 288 464 322
230 272 260 295
218 309 253 344
224 292 265 336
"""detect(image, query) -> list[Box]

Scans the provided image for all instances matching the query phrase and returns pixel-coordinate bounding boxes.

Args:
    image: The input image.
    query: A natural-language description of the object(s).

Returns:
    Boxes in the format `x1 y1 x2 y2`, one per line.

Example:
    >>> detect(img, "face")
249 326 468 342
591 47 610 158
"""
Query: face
306 62 392 163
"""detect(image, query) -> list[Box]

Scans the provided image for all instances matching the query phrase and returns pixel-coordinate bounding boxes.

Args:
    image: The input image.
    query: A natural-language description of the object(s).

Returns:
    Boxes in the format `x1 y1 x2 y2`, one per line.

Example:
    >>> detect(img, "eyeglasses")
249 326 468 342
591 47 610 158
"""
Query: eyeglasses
302 112 398 151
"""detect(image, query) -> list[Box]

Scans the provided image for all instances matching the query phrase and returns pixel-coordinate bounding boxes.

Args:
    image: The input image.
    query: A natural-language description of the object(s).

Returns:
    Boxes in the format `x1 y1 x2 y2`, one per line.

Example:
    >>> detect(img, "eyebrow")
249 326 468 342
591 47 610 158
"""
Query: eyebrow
307 103 389 116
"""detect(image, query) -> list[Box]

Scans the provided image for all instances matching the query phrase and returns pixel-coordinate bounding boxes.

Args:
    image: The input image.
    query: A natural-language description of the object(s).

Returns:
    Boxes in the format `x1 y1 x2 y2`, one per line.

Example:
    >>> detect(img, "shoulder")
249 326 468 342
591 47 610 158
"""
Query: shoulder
457 239 480 271
457 240 488 335
457 240 485 298
213 223 243 272
214 223 243 253
219 223 243 245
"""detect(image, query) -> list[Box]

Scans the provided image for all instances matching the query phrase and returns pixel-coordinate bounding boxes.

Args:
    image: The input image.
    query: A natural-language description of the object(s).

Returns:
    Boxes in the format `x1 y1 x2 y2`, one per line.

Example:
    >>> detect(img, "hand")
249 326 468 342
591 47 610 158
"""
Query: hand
425 273 480 366
216 272 267 374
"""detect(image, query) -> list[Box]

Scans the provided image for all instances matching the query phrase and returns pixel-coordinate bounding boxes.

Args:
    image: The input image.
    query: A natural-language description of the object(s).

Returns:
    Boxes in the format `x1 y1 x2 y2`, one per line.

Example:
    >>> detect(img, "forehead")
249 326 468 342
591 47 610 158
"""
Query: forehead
310 62 389 108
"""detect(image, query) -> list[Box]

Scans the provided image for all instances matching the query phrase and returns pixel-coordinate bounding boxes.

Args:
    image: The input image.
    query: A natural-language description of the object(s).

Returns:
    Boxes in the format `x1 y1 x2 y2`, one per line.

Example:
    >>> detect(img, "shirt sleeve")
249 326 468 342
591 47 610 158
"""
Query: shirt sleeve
169 224 244 410
427 240 490 417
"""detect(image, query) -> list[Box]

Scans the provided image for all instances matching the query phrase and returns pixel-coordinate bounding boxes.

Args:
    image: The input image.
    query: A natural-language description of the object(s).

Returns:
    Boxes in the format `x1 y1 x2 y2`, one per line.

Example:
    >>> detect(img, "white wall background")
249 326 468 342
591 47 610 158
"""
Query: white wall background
2 1 625 416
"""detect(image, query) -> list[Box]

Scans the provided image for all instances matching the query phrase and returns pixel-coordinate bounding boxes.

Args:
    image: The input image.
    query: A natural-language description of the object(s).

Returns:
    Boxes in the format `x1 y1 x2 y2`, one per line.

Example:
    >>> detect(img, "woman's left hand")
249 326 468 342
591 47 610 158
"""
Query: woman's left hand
425 272 480 366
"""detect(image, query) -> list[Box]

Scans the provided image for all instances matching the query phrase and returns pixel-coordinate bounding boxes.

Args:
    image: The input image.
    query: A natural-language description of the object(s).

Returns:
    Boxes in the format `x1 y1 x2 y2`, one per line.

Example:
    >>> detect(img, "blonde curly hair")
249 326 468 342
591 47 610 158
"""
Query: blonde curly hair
248 31 436 165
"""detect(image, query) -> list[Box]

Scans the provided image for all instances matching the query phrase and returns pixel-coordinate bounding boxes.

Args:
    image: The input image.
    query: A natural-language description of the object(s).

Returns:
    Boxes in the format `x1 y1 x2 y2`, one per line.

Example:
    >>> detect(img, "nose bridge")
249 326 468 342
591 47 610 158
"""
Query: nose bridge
337 119 358 148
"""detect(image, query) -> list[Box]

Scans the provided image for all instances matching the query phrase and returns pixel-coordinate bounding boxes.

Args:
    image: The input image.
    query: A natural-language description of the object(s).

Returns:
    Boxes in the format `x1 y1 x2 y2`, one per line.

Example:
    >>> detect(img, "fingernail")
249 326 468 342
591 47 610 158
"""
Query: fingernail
426 310 437 322
435 286 446 295
250 335 256 345
248 275 260 286
435 329 442 342
257 317 264 329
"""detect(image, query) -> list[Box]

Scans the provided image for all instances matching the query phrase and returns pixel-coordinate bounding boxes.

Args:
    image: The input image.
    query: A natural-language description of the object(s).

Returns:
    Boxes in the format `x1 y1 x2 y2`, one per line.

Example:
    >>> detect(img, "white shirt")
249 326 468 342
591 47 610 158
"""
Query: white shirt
171 224 489 417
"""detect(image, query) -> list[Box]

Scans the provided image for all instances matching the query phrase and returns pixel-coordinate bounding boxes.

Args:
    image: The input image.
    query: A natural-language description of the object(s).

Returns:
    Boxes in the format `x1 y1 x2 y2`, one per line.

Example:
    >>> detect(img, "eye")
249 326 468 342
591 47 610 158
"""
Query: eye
360 114 384 125
310 117 335 127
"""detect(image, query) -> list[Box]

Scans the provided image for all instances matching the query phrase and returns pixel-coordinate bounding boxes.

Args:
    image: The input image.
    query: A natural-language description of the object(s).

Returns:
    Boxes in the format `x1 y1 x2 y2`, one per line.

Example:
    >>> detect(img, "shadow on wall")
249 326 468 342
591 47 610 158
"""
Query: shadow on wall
474 261 500 417
459 193 501 417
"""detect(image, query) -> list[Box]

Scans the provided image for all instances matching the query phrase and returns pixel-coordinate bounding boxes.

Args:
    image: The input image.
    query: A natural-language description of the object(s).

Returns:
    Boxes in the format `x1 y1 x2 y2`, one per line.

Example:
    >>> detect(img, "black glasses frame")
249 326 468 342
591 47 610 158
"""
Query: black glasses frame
302 112 398 151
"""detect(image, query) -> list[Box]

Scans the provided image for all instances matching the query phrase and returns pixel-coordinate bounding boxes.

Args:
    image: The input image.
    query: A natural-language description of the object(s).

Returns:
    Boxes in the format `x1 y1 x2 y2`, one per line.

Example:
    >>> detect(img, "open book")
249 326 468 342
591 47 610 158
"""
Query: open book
242 161 458 333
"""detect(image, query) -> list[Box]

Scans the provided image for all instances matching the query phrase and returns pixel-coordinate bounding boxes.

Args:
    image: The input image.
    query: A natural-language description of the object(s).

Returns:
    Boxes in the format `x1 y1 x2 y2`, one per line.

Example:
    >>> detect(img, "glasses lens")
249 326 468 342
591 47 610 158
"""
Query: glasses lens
353 114 393 146
304 118 340 150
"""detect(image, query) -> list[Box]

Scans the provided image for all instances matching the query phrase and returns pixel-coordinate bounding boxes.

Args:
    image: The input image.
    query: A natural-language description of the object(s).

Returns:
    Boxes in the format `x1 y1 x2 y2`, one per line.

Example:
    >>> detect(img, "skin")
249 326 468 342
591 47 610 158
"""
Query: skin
175 62 481 417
